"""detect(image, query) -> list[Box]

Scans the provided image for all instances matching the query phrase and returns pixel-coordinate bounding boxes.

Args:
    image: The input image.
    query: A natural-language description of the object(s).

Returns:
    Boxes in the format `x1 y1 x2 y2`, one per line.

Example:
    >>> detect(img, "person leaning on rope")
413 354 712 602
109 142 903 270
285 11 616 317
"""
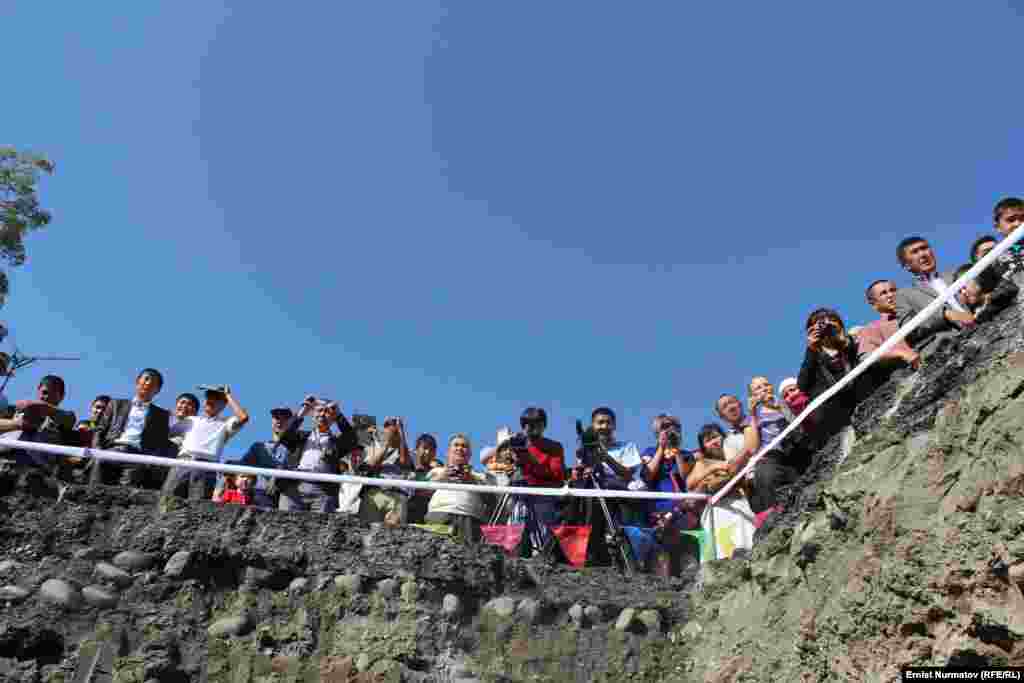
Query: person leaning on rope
359 416 414 525
743 376 802 514
89 368 171 488
406 433 443 524
426 433 488 543
276 396 358 514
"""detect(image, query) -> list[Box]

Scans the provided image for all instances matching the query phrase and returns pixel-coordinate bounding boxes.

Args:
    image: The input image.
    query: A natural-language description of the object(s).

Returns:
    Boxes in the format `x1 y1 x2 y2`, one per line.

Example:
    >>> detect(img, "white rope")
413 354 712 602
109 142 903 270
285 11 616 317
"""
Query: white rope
709 223 1024 505
1 439 710 501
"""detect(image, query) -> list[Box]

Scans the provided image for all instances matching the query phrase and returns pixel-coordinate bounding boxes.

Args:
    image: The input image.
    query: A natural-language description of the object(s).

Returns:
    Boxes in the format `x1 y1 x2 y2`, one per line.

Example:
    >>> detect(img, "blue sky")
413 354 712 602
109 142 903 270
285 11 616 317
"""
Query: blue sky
3 2 1022 462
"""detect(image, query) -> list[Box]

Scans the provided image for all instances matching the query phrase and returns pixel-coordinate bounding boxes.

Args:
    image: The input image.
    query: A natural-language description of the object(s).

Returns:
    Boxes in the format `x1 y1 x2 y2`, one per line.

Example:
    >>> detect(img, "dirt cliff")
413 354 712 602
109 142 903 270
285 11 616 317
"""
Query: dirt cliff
1 305 1023 682
682 303 1024 681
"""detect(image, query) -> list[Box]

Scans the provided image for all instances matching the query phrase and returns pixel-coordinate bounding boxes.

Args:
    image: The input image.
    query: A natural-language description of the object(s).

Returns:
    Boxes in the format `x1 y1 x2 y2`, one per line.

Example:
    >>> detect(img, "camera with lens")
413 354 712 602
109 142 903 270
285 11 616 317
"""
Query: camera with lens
663 428 681 449
448 463 471 480
507 431 529 451
815 318 836 337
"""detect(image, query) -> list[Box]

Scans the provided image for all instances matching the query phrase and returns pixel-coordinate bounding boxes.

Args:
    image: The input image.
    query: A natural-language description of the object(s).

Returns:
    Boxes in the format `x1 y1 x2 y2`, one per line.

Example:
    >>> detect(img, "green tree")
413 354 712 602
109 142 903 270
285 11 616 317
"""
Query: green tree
0 146 55 307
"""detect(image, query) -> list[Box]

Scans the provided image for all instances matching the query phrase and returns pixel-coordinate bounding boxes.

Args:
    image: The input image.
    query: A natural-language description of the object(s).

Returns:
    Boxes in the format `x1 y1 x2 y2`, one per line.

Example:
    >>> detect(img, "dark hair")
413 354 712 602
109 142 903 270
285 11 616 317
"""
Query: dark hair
591 406 616 424
93 394 112 405
136 368 164 390
714 394 739 415
697 423 725 448
970 235 998 262
993 197 1024 225
520 406 547 427
805 307 844 331
897 236 928 266
415 433 437 450
176 392 200 412
38 375 65 396
865 279 893 303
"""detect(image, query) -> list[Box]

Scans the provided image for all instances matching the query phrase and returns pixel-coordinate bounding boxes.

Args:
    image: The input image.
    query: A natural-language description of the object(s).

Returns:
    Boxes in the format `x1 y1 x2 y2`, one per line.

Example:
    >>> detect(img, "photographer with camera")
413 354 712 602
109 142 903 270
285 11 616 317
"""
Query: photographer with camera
570 407 644 568
426 433 487 543
498 407 565 558
798 308 867 442
570 407 640 493
639 414 699 576
276 396 359 513
359 416 413 525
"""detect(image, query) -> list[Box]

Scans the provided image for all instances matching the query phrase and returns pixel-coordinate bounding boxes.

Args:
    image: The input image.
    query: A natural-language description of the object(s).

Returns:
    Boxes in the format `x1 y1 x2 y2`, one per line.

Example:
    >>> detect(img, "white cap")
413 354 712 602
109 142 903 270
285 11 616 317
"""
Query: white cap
496 426 513 445
778 377 798 396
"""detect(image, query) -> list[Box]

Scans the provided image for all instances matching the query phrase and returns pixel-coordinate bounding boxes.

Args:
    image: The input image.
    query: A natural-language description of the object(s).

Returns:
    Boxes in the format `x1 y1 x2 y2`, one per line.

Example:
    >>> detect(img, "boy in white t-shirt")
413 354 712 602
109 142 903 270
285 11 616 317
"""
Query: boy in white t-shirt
162 385 249 501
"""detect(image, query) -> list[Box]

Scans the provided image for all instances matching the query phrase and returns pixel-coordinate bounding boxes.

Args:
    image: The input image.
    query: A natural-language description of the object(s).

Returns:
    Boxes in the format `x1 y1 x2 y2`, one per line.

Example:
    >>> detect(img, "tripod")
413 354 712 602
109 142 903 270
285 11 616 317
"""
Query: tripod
488 466 563 564
573 422 637 576
576 466 637 576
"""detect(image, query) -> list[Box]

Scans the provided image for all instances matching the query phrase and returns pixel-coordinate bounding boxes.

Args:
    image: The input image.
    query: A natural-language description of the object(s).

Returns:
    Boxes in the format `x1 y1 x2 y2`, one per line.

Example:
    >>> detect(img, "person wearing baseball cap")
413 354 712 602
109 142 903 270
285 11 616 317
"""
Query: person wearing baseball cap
220 405 297 508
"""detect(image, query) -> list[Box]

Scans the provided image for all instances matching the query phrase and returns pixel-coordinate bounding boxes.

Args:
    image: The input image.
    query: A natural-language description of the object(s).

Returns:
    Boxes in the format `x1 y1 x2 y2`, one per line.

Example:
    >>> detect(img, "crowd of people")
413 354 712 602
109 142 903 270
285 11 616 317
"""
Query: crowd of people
0 196 1022 577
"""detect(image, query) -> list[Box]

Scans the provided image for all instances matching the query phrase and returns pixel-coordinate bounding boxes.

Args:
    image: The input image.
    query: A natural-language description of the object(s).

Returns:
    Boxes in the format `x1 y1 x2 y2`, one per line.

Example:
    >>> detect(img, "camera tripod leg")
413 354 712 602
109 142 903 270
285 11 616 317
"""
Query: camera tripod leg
587 475 636 576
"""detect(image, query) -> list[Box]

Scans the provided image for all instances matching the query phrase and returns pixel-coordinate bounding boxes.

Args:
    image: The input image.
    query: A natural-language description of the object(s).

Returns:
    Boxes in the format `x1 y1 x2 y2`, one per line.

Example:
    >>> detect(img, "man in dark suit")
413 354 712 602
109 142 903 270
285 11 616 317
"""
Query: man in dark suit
89 368 171 487
893 236 977 354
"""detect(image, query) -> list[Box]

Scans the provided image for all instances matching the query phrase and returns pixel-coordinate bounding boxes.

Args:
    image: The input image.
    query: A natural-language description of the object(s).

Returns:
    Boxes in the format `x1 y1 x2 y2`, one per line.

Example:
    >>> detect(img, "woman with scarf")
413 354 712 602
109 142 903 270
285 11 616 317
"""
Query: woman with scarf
687 424 756 560
743 375 803 514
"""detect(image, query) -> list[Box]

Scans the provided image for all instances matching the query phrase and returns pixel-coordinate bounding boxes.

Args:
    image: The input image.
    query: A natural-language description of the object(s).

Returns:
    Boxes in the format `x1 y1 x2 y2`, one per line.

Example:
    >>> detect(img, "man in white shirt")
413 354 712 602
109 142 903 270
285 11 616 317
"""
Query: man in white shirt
162 385 249 501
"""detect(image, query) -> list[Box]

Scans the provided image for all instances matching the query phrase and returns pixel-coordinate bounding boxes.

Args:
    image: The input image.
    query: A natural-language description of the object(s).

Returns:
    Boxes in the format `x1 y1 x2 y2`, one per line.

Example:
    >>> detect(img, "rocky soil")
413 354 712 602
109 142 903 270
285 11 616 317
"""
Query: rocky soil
682 303 1024 681
2 305 1024 682
0 465 690 682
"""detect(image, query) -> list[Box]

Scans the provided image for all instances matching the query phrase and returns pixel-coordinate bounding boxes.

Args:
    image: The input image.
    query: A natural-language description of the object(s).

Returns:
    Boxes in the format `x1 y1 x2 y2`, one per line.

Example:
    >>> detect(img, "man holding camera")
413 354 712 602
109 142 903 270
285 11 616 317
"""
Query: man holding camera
639 414 699 576
360 416 413 525
570 406 644 566
163 385 249 501
426 433 487 543
500 407 565 557
571 407 640 491
277 396 359 514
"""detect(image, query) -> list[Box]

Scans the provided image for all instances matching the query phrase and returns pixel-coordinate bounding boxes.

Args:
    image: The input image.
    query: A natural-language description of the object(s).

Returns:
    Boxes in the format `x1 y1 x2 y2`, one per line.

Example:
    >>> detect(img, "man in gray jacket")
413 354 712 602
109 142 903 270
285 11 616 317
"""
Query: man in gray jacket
893 236 976 353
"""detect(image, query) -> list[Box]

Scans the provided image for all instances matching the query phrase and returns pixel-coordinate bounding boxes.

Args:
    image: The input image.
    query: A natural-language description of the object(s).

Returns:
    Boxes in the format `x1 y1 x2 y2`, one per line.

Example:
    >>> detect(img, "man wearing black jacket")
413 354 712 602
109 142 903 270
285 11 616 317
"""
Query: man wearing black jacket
276 396 359 513
89 368 170 487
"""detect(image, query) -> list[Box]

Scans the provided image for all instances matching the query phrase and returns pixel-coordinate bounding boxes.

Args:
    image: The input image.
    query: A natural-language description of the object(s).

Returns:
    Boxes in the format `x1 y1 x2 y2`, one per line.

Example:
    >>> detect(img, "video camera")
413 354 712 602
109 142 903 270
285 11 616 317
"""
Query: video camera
574 419 608 482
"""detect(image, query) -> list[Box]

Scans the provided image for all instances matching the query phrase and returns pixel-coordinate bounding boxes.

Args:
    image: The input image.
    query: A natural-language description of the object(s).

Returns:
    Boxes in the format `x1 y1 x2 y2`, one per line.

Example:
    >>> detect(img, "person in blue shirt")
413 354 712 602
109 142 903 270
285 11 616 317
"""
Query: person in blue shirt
639 414 699 576
640 414 696 524
217 405 297 508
